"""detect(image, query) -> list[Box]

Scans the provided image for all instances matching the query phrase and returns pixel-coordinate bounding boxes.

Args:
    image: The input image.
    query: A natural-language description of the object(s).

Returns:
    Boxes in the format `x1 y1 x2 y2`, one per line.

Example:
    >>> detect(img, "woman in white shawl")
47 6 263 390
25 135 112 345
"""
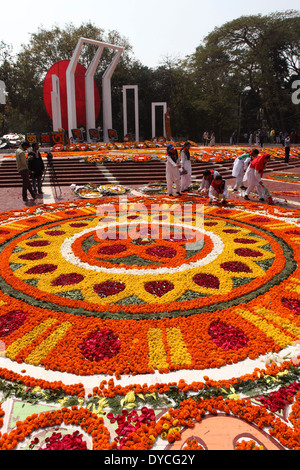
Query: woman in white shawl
232 149 258 191
166 144 181 196
180 141 192 192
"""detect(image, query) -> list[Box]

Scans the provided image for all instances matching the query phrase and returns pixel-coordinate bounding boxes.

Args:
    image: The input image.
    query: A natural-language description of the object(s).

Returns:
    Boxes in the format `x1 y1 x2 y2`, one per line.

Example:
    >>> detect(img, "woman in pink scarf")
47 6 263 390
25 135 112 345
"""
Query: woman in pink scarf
243 153 271 201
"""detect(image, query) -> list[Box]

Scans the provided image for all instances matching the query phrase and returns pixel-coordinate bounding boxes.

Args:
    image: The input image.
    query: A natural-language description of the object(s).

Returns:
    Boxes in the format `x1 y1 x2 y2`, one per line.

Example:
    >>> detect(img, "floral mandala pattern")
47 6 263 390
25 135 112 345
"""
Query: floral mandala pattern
265 173 300 184
0 196 299 378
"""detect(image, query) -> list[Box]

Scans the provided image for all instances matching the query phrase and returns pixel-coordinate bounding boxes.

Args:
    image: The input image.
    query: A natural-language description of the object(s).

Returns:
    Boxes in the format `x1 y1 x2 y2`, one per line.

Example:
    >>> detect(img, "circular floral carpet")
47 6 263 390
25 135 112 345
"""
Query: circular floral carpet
265 173 300 184
1 196 300 450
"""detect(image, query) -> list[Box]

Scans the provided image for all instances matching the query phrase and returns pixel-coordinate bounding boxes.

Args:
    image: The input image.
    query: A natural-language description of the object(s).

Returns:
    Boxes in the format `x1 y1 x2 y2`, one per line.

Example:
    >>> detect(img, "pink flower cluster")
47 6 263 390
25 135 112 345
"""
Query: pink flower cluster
79 328 121 362
0 310 28 337
30 430 87 450
257 382 300 412
208 320 249 350
282 297 300 315
107 407 155 449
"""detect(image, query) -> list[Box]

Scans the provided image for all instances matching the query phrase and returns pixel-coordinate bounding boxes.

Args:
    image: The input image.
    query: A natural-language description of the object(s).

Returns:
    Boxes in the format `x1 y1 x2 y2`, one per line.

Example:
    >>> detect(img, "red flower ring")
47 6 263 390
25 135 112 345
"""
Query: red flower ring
204 222 217 227
79 329 121 361
94 281 126 298
223 229 240 234
35 430 88 450
193 273 220 289
221 261 252 273
26 264 57 275
286 230 300 235
145 246 177 258
233 238 257 244
234 248 263 257
26 240 51 247
0 310 28 337
51 273 84 287
97 244 127 255
250 217 270 223
19 252 47 261
144 280 174 297
69 223 89 228
44 230 66 236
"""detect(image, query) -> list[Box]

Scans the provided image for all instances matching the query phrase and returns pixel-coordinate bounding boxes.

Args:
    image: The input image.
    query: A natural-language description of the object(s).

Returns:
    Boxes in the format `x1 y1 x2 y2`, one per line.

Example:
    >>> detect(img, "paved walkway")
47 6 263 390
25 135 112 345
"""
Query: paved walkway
0 166 299 213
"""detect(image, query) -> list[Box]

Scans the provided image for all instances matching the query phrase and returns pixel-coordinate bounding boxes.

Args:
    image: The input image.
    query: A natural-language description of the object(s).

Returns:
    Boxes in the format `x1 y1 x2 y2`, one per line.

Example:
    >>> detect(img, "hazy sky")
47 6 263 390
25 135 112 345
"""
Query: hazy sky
1 0 300 68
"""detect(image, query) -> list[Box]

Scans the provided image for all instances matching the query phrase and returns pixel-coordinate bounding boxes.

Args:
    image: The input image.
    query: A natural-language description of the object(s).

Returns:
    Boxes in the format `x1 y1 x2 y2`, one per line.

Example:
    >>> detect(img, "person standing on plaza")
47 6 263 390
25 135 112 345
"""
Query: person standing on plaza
28 142 45 195
165 144 181 196
232 149 259 191
15 140 36 202
180 141 192 192
203 131 209 146
248 131 253 145
259 128 266 147
284 134 291 164
270 128 276 143
243 153 271 202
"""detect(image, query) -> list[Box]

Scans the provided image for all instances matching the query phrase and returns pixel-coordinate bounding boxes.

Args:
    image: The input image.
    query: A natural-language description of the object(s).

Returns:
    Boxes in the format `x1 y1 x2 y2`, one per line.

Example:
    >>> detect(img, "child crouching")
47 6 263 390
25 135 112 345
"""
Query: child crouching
209 174 228 205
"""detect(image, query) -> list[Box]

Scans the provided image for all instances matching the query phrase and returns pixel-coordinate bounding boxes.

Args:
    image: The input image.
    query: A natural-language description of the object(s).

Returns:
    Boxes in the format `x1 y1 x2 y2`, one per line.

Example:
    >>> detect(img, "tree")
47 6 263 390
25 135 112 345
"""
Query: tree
191 11 300 135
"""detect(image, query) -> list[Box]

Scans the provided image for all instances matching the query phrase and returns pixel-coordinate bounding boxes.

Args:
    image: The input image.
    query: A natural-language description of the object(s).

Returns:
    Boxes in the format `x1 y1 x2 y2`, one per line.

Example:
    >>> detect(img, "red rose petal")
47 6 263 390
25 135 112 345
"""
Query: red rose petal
70 223 89 228
94 281 126 298
221 261 252 273
233 238 257 244
79 329 121 361
193 273 220 289
19 252 47 260
209 321 248 350
26 240 51 247
26 264 57 274
281 298 300 315
98 244 127 255
234 248 263 257
0 310 28 337
44 230 66 236
146 246 176 258
51 273 84 286
144 280 174 297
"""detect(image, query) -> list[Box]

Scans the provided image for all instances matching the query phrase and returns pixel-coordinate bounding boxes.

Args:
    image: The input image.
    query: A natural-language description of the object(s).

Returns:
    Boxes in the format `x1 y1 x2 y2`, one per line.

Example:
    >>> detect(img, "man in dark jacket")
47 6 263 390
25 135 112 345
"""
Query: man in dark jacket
28 143 45 195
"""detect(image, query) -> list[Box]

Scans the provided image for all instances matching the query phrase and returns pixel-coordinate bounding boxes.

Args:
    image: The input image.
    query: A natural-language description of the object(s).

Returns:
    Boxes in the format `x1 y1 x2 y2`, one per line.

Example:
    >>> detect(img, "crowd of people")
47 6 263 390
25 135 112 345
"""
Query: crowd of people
230 128 298 147
15 139 276 205
165 142 272 205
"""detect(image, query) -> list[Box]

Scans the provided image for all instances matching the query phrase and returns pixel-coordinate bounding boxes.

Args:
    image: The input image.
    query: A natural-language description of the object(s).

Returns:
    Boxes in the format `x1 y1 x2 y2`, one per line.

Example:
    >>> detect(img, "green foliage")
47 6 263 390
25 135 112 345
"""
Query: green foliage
188 10 300 137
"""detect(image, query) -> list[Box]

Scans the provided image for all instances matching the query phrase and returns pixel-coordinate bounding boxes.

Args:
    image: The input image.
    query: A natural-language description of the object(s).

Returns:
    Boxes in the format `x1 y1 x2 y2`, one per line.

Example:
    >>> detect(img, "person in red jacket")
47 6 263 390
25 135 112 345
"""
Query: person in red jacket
243 153 271 201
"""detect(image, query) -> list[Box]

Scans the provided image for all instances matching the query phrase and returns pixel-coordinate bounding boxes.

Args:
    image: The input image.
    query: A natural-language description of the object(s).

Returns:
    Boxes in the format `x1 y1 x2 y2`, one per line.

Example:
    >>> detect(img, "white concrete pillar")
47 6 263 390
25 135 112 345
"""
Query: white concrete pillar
123 85 139 142
51 75 62 131
151 102 167 138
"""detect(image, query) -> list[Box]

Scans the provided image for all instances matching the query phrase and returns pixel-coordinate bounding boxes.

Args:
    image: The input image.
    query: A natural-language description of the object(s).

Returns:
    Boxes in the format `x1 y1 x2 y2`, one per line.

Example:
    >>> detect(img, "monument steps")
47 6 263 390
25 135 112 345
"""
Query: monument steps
0 157 298 188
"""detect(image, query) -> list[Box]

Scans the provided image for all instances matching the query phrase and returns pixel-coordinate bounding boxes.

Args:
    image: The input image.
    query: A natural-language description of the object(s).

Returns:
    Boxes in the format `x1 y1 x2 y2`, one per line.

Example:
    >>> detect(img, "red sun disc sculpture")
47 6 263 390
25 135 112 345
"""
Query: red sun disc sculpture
43 60 101 131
